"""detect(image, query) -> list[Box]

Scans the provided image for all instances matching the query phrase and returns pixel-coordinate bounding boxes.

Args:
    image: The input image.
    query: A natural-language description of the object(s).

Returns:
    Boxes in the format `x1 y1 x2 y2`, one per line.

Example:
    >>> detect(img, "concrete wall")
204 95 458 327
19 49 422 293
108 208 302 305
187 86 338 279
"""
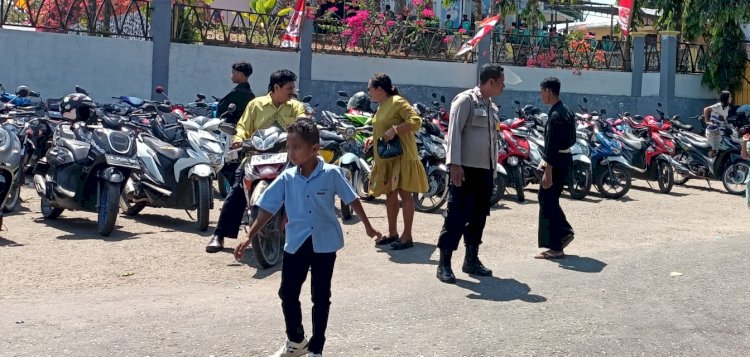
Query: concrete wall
503 66 633 96
311 54 477 89
642 73 660 97
0 29 152 101
168 44 300 104
675 74 716 100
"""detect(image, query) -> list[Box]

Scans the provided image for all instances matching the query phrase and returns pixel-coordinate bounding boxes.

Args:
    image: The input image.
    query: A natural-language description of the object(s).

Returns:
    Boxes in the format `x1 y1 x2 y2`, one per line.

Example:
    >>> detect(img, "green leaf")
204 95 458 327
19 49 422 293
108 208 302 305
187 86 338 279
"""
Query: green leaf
277 7 293 17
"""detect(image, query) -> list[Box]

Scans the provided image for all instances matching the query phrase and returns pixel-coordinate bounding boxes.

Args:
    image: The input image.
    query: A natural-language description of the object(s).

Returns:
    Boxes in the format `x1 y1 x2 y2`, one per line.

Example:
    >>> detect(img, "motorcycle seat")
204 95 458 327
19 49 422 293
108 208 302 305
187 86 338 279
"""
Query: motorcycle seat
672 119 693 131
320 130 345 142
142 134 186 161
320 140 340 151
619 135 643 150
60 138 90 163
680 132 711 149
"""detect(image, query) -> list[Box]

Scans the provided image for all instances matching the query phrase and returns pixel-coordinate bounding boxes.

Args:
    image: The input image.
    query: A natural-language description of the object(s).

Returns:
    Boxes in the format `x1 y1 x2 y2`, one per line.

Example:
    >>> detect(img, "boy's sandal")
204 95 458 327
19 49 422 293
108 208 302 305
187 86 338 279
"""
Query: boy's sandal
375 234 399 246
534 251 565 260
390 240 414 250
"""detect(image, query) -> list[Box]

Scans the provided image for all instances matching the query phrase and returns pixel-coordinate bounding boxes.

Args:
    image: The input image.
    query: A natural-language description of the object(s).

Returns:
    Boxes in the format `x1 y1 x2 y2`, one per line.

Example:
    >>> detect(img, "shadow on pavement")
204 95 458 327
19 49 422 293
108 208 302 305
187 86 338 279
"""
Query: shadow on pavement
552 255 607 273
37 217 141 242
378 242 438 266
231 247 283 279
455 276 546 303
124 213 214 237
630 184 690 197
0 237 24 247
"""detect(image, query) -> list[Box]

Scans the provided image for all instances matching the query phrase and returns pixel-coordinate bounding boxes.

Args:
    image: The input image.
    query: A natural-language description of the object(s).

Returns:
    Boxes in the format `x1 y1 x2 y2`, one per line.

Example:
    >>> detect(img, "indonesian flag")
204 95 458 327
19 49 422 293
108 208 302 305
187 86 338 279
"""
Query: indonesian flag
456 15 501 56
618 0 634 37
280 0 306 48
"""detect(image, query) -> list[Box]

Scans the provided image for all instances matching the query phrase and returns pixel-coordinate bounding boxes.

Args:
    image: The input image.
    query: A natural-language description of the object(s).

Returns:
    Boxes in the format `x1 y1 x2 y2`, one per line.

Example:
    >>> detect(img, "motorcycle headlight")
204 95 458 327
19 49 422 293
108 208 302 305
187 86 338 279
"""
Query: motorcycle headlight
508 156 519 166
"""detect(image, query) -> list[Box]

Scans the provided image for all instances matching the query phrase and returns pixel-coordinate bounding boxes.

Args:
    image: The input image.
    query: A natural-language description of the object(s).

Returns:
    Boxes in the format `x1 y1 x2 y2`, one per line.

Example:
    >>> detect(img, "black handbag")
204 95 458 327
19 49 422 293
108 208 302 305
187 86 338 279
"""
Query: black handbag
377 136 403 159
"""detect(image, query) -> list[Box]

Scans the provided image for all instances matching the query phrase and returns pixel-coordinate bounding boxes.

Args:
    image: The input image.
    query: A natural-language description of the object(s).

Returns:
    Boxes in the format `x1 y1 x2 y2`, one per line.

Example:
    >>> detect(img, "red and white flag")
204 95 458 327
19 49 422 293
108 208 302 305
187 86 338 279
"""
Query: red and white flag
280 0 306 48
618 0 634 37
456 15 501 56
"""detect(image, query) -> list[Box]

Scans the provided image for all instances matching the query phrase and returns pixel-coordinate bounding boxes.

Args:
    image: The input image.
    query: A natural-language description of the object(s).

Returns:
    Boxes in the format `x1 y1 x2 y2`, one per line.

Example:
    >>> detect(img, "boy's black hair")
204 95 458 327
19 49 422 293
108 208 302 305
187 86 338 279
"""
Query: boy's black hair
287 118 320 146
479 63 504 84
232 61 253 77
268 69 297 93
540 77 562 96
719 90 731 107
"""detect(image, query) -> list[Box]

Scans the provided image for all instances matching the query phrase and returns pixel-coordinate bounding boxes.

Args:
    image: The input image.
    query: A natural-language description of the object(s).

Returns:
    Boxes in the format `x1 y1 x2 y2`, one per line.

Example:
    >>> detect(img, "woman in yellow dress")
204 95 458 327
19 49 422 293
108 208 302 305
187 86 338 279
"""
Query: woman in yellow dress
364 73 428 250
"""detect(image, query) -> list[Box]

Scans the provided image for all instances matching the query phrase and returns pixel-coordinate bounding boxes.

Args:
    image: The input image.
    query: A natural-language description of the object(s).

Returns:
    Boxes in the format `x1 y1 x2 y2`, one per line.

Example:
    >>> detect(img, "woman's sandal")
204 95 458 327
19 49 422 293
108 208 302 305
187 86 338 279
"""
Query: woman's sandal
375 234 399 246
390 239 414 250
534 251 565 260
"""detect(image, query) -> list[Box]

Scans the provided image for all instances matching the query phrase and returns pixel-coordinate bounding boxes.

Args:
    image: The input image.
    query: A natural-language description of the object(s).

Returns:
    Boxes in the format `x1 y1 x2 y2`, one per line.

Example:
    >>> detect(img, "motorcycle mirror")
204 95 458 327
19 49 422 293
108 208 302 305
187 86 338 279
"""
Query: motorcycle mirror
212 95 220 101
623 112 630 116
514 100 521 105
600 109 607 115
657 102 662 107
219 123 237 136
197 93 206 100
619 103 624 109
337 91 348 97
440 95 446 103
155 86 164 94
431 93 437 98
336 100 347 109
302 95 312 103
75 85 89 95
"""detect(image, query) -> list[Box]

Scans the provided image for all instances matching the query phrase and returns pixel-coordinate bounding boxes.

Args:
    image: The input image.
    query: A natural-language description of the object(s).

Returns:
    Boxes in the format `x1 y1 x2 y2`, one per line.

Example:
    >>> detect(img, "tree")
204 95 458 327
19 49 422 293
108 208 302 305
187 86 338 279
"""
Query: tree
635 0 750 92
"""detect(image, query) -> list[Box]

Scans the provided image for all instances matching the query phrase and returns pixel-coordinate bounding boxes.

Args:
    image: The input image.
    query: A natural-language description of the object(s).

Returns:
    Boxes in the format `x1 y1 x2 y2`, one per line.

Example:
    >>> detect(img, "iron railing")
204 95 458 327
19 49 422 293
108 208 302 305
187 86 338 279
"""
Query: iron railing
0 0 150 39
677 42 708 74
312 19 476 62
491 32 631 71
172 4 290 49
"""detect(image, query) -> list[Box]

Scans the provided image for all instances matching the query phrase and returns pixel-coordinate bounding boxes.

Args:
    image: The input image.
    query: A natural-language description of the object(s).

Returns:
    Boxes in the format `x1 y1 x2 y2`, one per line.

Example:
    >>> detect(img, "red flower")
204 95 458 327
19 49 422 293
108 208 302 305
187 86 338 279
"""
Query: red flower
458 28 467 34
421 8 435 19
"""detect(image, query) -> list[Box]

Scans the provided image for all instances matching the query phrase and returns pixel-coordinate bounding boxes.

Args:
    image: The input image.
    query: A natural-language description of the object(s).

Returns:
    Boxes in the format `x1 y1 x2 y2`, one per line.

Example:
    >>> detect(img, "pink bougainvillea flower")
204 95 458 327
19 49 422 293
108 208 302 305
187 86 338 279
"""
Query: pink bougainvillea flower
326 7 337 12
386 20 396 27
442 37 451 44
458 28 467 34
376 13 385 19
421 8 435 18
415 19 425 26
412 0 424 6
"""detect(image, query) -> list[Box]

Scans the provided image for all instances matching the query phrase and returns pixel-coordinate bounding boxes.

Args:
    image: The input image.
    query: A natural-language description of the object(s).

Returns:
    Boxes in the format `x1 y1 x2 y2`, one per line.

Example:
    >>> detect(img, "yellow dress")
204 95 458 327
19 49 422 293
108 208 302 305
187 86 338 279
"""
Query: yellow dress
369 95 429 196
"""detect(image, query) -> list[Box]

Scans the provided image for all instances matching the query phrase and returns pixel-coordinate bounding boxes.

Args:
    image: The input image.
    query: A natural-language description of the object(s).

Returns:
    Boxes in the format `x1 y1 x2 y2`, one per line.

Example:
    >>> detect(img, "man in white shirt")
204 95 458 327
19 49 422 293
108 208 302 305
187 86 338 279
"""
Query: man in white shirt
703 90 732 157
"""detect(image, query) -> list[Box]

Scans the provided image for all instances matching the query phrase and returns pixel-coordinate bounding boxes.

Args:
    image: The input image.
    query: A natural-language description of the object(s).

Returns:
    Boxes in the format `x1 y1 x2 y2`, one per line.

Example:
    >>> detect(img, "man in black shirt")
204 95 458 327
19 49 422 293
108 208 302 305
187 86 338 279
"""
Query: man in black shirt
217 61 255 189
536 77 575 259
218 61 255 125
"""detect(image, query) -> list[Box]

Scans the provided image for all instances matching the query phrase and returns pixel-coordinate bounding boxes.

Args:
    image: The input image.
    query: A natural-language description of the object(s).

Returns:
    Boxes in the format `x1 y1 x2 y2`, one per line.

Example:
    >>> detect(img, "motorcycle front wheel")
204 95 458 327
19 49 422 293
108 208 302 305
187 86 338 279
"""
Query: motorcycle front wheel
673 153 690 185
489 174 505 207
657 160 674 194
722 161 750 195
511 165 525 202
40 195 63 219
97 181 121 236
414 168 449 213
249 181 284 268
596 163 631 199
2 169 23 213
196 178 211 231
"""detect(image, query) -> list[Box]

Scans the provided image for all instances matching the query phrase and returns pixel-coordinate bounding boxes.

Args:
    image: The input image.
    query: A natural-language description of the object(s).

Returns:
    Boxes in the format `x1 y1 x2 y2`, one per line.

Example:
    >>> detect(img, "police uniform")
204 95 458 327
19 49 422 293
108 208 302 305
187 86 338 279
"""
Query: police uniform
437 87 498 279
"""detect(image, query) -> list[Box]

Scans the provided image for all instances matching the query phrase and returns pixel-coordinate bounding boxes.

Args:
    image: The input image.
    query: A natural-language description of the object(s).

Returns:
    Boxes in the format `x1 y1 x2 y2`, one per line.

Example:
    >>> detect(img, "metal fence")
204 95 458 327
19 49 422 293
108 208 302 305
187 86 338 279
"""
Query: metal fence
171 4 290 49
312 19 476 63
0 0 151 39
677 42 708 74
491 32 631 71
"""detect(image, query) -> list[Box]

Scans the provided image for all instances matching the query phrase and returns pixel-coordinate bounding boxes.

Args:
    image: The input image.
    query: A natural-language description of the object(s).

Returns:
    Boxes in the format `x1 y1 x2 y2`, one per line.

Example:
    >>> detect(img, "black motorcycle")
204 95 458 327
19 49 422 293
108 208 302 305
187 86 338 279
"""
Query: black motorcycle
413 114 449 213
32 105 139 236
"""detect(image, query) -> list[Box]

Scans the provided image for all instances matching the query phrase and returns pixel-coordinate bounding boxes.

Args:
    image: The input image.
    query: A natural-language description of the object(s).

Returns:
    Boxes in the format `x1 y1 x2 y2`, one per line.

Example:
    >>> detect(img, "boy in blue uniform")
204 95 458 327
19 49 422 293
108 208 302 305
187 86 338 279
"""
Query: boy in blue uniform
234 119 381 357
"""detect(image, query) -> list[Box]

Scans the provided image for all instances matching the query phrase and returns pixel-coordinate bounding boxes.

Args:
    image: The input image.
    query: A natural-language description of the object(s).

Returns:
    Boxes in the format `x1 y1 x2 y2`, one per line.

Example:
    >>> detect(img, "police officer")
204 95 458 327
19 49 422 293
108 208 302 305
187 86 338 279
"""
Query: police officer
535 77 576 260
217 61 256 188
206 69 306 253
436 63 505 284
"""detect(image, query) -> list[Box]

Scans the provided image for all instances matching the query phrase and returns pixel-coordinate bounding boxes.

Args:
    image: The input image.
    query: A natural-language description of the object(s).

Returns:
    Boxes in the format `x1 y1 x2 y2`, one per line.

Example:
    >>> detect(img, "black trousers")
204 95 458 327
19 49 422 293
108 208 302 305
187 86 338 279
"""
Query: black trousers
538 160 574 251
213 164 246 238
279 238 337 354
438 166 494 251
221 162 239 188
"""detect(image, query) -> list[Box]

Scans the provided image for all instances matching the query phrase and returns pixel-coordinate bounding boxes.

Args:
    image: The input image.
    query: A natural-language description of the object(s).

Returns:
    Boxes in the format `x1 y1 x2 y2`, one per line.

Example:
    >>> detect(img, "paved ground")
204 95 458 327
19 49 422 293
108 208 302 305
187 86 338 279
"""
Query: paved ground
1 179 749 356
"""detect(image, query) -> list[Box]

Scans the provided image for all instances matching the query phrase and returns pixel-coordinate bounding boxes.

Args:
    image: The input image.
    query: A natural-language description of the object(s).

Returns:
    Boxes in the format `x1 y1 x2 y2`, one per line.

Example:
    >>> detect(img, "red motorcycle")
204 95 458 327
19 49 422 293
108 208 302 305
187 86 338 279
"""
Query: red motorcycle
495 113 531 203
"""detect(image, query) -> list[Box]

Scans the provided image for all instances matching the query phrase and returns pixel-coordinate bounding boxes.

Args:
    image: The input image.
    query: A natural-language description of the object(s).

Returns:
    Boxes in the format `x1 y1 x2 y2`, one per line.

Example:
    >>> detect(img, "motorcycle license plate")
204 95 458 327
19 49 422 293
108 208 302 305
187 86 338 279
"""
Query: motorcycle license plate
250 153 287 165
105 154 140 169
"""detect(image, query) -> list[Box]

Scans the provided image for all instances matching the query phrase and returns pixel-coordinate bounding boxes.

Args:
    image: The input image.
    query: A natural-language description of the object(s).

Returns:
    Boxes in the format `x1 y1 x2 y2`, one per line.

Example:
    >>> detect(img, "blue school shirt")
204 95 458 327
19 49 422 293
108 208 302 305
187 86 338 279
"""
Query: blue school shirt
257 158 358 254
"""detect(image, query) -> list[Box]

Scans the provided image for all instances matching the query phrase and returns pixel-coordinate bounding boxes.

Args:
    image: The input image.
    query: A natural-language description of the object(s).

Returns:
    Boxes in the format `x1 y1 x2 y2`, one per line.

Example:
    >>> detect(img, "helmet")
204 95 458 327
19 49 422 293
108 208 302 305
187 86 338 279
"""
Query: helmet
61 93 95 122
347 92 371 112
15 85 30 97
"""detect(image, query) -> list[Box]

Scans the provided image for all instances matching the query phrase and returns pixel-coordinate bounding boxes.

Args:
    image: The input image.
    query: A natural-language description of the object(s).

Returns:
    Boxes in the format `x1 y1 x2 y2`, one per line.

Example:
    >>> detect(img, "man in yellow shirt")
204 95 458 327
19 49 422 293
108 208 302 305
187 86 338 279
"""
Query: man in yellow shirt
207 69 307 253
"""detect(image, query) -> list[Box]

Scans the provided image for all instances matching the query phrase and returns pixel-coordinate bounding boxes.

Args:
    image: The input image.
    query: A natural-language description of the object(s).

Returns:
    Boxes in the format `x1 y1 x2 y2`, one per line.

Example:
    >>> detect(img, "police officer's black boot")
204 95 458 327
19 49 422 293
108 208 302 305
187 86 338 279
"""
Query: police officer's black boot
462 245 493 276
205 235 224 253
436 249 456 284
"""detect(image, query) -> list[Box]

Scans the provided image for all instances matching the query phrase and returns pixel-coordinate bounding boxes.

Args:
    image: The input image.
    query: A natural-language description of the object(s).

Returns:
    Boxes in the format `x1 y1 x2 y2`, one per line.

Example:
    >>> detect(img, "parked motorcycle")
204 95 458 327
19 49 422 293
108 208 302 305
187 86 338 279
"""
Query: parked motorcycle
414 117 449 213
586 110 633 199
496 105 531 202
32 92 139 236
0 116 23 218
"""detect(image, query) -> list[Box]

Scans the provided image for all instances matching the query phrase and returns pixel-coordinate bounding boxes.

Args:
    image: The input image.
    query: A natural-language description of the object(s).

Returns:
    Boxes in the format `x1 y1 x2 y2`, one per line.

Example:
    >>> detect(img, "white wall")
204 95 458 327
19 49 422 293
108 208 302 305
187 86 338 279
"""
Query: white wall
0 29 152 101
503 65 633 96
642 73 660 97
311 53 477 89
168 44 300 104
675 74 716 100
